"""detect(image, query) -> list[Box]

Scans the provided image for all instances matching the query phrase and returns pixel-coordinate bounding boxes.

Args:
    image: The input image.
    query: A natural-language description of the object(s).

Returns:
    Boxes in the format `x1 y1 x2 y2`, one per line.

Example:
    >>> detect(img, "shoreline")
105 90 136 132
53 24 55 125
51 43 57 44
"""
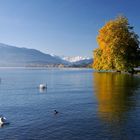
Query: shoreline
0 66 93 70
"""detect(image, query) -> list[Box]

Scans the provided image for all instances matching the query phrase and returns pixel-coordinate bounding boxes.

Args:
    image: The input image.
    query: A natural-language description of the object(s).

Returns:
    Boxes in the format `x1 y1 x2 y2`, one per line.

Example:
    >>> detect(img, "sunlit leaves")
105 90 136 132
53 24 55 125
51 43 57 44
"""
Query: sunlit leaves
93 16 140 71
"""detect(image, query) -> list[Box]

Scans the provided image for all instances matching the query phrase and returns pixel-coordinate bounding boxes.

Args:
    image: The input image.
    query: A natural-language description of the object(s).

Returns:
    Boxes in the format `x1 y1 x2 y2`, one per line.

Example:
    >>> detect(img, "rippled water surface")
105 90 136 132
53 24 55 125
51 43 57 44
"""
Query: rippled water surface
0 68 140 140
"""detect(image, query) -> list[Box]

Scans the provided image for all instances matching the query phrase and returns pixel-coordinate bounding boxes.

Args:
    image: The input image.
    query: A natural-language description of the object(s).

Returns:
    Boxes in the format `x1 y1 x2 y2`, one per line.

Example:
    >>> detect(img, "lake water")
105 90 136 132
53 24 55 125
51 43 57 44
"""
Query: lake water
0 68 140 140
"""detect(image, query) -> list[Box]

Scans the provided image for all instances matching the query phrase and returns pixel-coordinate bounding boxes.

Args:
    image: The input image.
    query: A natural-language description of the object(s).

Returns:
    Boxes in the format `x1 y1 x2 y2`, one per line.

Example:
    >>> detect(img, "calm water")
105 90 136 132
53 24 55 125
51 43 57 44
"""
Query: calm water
0 68 140 140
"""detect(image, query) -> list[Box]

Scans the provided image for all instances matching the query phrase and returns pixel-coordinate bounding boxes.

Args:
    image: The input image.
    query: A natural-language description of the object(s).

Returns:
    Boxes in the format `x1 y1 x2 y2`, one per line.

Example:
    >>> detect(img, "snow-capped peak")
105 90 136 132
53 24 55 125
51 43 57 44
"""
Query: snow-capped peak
62 56 91 63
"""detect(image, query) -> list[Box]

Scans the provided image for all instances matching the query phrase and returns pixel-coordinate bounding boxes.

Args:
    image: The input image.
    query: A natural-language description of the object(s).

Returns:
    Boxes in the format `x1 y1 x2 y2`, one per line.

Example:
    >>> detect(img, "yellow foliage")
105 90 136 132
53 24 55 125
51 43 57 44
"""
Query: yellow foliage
93 16 140 71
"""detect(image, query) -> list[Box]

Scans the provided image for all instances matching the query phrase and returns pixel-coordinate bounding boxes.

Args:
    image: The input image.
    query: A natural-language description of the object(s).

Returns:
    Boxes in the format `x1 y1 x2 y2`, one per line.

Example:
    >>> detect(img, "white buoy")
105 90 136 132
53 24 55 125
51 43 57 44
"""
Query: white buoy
39 84 47 89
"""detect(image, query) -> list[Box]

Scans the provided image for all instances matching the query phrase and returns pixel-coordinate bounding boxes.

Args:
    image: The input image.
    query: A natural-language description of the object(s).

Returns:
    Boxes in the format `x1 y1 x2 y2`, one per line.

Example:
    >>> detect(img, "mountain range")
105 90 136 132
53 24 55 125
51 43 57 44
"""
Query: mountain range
62 56 91 63
0 43 93 67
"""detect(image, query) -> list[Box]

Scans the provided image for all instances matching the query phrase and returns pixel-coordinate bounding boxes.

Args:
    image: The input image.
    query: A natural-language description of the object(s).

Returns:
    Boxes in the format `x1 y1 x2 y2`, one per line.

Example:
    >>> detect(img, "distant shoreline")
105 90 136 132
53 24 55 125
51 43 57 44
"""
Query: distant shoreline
0 66 93 69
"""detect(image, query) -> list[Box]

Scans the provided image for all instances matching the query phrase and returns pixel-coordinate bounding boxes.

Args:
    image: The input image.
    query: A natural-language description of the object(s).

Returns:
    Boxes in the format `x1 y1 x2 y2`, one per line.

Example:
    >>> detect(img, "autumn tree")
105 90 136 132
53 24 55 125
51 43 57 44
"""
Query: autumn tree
93 16 140 72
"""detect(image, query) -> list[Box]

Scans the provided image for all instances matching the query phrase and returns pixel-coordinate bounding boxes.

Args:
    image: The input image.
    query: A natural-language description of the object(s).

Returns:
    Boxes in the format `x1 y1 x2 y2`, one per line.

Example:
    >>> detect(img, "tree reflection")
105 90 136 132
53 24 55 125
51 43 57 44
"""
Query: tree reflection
93 72 140 122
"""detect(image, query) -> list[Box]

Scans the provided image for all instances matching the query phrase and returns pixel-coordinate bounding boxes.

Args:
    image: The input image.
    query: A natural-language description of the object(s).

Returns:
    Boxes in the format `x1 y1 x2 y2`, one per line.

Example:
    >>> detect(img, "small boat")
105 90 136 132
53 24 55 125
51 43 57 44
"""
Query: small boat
39 84 47 89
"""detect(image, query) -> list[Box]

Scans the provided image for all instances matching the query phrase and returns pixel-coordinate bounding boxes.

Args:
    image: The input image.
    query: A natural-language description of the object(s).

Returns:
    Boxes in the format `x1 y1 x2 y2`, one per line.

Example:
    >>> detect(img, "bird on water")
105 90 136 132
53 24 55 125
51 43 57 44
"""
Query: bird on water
54 110 59 114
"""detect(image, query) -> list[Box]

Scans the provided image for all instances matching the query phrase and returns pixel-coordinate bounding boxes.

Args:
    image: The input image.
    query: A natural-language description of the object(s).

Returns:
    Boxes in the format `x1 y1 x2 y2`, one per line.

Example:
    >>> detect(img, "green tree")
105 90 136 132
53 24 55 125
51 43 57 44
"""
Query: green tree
93 16 140 71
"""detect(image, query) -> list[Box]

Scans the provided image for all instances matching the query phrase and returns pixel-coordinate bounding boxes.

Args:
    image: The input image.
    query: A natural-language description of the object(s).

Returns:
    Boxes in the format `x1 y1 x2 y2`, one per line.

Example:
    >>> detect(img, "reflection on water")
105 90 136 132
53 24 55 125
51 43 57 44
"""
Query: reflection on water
93 72 140 122
0 123 4 128
39 88 47 93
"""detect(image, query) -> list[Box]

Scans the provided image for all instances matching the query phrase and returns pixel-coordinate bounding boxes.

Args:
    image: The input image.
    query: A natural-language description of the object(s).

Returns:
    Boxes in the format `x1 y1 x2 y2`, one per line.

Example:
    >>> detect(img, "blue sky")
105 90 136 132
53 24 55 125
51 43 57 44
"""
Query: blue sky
0 0 139 57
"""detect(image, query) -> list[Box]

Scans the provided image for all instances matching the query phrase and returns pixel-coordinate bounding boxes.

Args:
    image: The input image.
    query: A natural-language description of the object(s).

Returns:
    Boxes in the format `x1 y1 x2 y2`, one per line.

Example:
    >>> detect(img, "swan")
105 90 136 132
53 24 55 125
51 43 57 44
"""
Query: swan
0 117 8 125
39 84 47 89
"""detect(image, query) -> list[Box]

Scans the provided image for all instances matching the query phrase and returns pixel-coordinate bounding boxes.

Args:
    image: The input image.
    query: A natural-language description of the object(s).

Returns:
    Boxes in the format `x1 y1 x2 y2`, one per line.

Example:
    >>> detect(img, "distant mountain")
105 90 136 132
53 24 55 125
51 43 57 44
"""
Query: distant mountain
0 43 93 67
0 43 67 67
62 56 91 63
61 56 93 67
71 58 93 67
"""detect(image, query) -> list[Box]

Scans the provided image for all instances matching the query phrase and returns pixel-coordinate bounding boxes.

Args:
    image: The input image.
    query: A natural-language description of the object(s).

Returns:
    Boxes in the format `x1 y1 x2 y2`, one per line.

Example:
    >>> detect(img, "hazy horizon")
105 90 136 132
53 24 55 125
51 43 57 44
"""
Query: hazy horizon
0 0 139 57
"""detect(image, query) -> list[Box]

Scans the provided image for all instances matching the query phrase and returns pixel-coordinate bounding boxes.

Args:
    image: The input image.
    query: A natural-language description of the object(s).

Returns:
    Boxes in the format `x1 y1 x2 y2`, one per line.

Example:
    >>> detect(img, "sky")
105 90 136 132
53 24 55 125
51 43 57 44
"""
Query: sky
0 0 139 57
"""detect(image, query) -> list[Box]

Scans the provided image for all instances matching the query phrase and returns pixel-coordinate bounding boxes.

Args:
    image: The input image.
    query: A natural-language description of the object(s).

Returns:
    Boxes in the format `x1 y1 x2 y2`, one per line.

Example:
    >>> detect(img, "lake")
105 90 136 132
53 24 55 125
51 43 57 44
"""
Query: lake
0 68 140 140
